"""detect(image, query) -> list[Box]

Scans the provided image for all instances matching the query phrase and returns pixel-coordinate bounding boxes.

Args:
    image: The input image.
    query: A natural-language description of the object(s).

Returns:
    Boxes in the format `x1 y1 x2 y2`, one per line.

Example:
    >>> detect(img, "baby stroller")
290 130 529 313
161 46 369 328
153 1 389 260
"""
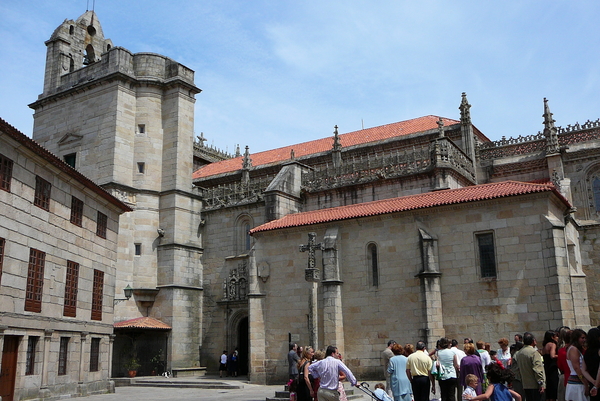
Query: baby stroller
356 382 393 401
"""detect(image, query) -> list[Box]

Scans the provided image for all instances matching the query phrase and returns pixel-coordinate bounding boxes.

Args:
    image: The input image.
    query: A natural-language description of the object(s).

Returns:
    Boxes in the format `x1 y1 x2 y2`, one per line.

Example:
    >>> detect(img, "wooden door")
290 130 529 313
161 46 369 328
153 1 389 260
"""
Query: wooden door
0 336 19 401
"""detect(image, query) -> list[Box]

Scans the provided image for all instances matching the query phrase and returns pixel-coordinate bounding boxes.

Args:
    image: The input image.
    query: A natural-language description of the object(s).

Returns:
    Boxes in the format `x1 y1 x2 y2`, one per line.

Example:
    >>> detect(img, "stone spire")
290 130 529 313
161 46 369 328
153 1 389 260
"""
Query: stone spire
235 144 241 157
543 98 560 155
459 92 471 125
437 118 445 138
242 146 252 169
241 146 252 184
332 125 342 169
458 92 477 183
332 125 342 151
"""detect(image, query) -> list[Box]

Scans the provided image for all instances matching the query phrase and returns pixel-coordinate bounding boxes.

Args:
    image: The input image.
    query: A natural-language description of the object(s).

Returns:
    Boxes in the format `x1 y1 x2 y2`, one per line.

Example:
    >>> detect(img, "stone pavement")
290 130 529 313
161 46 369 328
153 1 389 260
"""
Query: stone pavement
70 375 390 400
74 375 442 401
85 375 281 401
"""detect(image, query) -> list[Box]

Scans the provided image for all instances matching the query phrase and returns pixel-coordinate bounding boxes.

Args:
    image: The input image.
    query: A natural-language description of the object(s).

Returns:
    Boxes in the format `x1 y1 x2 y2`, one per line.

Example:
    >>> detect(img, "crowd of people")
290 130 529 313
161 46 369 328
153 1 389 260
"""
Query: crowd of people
282 325 600 401
381 326 600 401
288 342 358 401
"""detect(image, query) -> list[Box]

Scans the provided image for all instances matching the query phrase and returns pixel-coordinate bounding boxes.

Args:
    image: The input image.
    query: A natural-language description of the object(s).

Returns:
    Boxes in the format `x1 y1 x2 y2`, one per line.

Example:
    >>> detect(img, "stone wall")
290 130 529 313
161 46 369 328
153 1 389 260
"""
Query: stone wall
0 128 124 399
251 192 587 383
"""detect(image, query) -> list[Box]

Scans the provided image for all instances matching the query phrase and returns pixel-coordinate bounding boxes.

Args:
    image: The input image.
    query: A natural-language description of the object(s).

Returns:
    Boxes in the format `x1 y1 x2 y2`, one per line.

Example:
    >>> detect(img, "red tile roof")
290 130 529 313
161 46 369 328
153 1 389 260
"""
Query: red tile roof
193 115 471 180
250 181 568 234
113 317 172 330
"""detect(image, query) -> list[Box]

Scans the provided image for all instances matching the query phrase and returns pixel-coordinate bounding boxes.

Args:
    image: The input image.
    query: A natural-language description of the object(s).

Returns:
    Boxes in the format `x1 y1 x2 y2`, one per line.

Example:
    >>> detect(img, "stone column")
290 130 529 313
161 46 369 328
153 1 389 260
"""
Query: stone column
108 334 116 378
78 332 88 392
416 228 444 345
543 215 591 329
41 329 53 388
248 248 267 384
78 332 88 382
308 282 319 349
321 227 344 353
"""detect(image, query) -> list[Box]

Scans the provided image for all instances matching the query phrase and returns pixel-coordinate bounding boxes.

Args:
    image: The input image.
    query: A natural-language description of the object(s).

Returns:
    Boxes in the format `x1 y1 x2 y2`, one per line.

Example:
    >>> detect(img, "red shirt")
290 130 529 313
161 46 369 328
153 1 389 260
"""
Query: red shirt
557 347 568 386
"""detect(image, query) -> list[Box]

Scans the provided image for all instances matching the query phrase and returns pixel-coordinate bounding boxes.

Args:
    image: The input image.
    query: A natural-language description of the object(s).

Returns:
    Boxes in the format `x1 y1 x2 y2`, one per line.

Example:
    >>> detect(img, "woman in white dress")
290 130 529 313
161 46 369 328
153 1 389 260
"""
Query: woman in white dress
565 329 594 401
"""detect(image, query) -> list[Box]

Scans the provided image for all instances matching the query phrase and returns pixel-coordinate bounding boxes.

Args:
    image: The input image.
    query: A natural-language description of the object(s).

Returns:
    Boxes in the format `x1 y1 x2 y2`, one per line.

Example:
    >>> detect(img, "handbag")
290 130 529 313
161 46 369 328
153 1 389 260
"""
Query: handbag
431 360 446 379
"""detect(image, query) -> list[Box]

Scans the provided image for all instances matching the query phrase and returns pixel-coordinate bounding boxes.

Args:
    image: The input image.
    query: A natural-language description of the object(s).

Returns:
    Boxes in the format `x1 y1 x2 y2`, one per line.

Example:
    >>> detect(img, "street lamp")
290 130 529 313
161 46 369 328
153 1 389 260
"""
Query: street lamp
114 284 133 305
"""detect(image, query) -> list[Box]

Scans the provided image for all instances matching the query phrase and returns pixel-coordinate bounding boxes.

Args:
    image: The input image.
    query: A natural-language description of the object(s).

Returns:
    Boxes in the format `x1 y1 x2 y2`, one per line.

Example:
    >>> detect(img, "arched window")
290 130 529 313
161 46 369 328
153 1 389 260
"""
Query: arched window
593 177 600 212
235 215 253 255
367 243 379 287
83 44 95 65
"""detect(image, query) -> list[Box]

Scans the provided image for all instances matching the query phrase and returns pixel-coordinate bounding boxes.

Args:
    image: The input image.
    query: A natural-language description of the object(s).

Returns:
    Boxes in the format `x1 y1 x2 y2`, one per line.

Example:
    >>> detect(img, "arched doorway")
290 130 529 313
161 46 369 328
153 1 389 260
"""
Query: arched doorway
237 317 249 375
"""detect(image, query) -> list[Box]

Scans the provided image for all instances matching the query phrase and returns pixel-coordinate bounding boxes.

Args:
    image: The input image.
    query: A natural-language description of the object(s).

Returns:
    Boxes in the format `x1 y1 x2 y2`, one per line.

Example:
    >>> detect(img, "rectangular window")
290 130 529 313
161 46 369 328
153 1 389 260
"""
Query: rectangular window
0 237 5 284
96 211 107 239
137 162 145 174
25 336 39 375
63 261 79 317
0 153 14 192
64 153 76 168
70 196 83 226
89 338 101 372
477 232 497 278
25 248 45 313
138 124 145 134
34 176 51 211
58 337 69 375
135 243 142 256
91 269 104 321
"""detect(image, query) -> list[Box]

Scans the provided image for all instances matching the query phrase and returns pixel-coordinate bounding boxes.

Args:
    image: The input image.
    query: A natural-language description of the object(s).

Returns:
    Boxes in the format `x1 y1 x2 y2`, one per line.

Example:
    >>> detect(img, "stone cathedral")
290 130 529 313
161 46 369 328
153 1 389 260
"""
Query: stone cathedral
4 10 600 397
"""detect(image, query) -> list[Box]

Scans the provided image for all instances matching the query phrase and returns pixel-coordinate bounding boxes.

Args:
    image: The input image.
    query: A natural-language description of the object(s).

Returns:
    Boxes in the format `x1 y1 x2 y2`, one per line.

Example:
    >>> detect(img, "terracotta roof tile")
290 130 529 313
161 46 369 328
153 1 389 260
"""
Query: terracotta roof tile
113 317 172 330
193 115 467 180
250 181 568 234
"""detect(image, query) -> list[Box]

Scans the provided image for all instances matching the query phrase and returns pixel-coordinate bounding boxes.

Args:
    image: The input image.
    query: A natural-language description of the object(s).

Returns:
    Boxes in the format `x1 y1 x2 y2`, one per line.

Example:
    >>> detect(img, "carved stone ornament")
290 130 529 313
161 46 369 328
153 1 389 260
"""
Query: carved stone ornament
305 268 320 282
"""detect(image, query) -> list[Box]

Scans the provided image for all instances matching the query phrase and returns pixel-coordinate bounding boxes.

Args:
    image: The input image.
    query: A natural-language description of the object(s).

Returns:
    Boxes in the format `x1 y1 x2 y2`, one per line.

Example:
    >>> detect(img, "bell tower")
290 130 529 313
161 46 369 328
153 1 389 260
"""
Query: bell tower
42 11 112 96
30 11 204 372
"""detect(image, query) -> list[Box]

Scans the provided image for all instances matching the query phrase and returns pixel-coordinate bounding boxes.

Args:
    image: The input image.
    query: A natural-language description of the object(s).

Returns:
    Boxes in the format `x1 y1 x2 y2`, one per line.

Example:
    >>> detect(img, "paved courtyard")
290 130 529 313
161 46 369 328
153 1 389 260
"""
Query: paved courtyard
71 376 387 401
83 383 280 401
70 376 439 401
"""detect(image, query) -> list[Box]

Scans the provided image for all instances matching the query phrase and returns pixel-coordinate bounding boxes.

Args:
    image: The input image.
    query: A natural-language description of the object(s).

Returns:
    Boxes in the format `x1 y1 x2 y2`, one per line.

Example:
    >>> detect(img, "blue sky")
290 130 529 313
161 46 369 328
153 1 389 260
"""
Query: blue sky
1 1 599 154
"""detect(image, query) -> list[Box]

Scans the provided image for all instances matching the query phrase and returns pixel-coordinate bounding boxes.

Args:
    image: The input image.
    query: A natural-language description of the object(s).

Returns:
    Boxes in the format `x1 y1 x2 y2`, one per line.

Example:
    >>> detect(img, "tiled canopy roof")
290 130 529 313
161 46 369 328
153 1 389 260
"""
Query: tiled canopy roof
113 317 172 330
250 181 568 234
193 115 469 180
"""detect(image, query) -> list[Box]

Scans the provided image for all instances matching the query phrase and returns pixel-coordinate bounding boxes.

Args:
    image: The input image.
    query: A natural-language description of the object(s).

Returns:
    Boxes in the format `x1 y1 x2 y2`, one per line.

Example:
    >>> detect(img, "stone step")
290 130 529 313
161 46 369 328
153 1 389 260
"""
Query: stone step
130 380 241 389
267 387 363 401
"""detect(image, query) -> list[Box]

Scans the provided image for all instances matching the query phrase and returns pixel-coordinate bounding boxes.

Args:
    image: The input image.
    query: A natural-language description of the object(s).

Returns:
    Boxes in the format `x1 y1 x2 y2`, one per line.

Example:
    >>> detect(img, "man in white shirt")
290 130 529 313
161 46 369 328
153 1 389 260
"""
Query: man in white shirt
451 339 467 401
309 345 359 401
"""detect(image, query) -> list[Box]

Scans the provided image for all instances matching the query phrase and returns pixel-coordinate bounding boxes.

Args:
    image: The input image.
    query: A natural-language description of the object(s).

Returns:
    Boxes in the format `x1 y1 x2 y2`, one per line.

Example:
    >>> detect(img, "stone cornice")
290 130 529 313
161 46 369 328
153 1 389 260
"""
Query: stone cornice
29 70 200 110
156 242 203 252
0 312 114 334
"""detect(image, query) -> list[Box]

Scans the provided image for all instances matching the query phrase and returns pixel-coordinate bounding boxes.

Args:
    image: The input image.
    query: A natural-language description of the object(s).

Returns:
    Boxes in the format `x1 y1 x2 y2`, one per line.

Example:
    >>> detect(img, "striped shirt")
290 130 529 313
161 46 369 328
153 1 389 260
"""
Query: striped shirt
309 356 357 390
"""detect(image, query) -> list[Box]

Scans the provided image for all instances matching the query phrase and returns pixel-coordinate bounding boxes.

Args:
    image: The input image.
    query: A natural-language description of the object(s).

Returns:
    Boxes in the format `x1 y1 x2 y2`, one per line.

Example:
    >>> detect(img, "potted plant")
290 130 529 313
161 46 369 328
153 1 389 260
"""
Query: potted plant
124 356 141 378
150 350 163 376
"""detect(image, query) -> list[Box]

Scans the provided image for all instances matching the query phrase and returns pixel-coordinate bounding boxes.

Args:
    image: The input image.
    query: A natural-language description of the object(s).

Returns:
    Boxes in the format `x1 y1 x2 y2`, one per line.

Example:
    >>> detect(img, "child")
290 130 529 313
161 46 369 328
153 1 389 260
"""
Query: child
467 363 521 401
463 374 479 401
374 383 394 401
489 350 504 369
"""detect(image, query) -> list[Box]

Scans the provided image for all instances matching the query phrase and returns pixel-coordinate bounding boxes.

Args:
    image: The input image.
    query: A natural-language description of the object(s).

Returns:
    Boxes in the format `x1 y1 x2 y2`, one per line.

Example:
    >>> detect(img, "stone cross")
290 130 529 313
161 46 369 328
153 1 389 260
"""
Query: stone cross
299 232 324 349
299 232 324 282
